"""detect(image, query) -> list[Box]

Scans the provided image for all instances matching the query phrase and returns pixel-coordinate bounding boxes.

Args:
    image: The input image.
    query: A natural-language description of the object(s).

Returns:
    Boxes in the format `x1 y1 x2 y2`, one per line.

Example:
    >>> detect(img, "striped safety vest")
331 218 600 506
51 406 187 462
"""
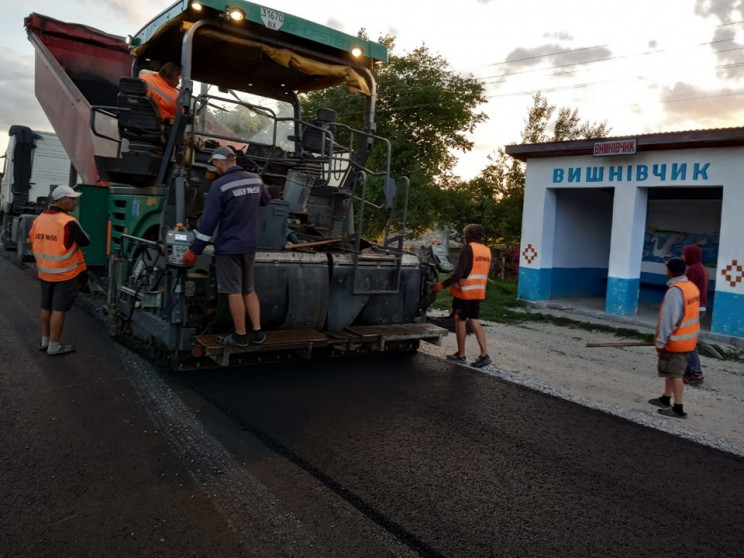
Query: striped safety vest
140 72 178 120
655 280 700 352
29 211 87 282
449 242 491 300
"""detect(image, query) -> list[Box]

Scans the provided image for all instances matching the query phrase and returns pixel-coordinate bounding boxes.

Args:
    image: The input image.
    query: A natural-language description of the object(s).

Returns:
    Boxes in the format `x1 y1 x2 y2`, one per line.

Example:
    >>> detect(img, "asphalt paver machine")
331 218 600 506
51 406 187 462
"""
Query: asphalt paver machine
25 1 445 368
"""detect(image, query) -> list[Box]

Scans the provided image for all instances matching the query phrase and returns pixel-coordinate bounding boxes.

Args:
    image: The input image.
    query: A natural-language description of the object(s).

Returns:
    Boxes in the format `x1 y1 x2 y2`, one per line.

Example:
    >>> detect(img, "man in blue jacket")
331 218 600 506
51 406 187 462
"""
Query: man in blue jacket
183 146 271 346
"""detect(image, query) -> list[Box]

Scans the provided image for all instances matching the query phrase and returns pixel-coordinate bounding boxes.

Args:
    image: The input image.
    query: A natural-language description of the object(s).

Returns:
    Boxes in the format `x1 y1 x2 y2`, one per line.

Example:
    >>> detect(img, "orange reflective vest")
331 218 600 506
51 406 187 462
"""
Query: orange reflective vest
140 72 178 120
29 211 87 282
655 280 700 352
449 242 491 300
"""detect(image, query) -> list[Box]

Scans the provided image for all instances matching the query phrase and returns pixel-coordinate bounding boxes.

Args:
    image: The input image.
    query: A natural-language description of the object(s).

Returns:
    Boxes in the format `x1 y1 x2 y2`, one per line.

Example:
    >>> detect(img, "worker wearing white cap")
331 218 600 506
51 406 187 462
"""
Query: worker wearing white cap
28 185 90 356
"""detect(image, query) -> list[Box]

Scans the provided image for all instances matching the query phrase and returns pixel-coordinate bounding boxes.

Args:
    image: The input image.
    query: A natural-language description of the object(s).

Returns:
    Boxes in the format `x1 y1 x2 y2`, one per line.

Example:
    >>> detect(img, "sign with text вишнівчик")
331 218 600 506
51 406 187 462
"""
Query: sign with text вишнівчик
593 139 637 157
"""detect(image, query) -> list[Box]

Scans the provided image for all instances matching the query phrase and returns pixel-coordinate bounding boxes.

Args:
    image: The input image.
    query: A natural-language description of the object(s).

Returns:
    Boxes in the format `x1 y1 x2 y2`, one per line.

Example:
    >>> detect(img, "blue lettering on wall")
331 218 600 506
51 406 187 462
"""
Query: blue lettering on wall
586 167 604 182
652 164 667 180
636 165 648 181
671 163 687 181
693 162 710 180
550 161 711 184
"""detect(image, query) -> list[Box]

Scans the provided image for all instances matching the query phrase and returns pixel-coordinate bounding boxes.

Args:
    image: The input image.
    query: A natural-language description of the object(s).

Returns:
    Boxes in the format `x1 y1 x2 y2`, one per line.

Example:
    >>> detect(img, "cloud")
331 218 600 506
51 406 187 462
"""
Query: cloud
709 27 744 79
0 50 51 138
480 43 613 87
544 32 573 41
96 0 167 27
61 0 172 30
505 44 612 69
327 17 346 32
659 81 744 127
694 0 744 77
694 0 743 21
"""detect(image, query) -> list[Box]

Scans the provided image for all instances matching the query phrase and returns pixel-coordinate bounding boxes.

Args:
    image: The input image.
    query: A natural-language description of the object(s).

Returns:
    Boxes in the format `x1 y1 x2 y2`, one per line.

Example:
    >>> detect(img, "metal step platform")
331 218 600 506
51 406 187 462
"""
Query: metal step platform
191 323 446 367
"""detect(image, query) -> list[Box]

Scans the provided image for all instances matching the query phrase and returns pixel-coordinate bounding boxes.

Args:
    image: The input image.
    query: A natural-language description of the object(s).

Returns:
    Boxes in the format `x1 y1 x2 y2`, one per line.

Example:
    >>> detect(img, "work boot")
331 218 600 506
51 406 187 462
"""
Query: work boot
446 353 466 364
252 330 267 345
471 354 492 368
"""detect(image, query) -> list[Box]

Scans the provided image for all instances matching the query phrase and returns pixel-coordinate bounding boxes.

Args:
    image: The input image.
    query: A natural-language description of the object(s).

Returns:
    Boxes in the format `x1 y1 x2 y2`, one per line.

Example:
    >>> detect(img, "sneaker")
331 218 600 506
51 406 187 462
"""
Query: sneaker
658 407 688 419
446 353 466 363
471 354 492 368
683 375 704 386
648 397 671 408
252 330 267 345
39 343 49 352
216 333 248 347
47 344 75 356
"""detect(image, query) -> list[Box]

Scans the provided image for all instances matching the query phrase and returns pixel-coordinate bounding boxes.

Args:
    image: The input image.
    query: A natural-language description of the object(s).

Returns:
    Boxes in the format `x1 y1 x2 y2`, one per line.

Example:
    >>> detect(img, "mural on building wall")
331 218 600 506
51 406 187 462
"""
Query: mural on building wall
643 227 719 268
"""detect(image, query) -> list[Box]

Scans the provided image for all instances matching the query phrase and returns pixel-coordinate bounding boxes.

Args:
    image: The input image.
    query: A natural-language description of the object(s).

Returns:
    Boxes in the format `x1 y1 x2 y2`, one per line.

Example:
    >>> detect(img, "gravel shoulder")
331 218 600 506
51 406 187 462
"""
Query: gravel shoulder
422 307 744 458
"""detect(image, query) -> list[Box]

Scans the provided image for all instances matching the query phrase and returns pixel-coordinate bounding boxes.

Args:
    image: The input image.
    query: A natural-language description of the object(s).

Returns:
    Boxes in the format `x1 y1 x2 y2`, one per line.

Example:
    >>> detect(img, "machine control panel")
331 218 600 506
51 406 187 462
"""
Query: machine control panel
165 226 195 266
430 242 454 273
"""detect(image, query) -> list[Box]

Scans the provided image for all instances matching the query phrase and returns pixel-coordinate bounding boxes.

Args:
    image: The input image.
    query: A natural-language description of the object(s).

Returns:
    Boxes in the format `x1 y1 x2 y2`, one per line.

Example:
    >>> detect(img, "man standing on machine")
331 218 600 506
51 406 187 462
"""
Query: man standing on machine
182 146 271 346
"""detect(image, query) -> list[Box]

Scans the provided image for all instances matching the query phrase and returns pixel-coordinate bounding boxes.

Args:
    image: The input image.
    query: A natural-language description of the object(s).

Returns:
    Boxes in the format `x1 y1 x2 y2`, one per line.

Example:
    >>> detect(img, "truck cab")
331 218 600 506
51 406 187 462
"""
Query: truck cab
0 126 71 261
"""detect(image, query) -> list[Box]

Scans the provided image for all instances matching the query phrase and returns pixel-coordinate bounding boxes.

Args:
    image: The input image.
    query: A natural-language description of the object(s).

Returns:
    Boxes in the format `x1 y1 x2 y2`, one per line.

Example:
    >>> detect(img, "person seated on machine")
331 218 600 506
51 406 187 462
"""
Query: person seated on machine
139 62 181 121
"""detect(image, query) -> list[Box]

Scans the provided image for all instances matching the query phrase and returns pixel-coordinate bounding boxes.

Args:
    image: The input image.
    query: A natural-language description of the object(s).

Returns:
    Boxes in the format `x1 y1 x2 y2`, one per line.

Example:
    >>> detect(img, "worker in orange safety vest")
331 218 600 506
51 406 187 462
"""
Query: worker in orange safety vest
140 62 181 121
29 185 90 356
648 257 700 419
431 224 492 369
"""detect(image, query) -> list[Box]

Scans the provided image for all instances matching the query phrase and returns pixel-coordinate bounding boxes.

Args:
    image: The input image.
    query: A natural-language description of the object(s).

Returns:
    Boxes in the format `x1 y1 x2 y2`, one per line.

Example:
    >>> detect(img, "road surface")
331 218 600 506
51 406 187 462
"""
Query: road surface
1 255 743 557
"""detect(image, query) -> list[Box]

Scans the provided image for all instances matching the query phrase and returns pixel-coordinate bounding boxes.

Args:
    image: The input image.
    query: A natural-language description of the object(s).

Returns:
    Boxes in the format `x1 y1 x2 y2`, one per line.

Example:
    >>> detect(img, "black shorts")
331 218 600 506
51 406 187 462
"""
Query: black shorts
215 253 256 294
40 278 79 312
452 297 481 320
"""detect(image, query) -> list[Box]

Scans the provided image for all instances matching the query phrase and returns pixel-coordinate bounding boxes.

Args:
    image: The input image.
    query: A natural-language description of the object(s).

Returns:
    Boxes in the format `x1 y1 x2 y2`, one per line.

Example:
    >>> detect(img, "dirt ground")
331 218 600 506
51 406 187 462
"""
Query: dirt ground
422 308 744 458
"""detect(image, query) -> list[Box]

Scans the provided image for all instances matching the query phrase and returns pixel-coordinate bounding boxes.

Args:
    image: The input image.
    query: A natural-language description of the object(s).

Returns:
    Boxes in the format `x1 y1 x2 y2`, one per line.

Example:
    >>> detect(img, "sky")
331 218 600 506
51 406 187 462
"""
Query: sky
2 0 744 180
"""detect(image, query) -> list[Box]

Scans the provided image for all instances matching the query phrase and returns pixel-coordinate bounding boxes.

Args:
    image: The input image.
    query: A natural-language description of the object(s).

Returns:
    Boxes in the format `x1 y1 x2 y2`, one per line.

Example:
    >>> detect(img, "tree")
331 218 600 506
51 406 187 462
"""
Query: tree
302 35 487 237
522 92 610 143
445 92 611 245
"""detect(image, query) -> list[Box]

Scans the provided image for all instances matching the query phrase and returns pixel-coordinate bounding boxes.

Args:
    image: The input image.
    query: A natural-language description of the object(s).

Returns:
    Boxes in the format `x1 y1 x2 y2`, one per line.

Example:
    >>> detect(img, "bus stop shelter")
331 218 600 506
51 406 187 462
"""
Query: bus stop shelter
505 128 744 341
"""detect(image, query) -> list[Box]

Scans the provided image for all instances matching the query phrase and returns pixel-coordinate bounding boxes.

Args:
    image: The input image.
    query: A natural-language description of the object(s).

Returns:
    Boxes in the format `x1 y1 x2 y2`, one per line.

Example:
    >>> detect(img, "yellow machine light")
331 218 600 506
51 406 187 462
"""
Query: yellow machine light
228 7 245 21
190 2 203 10
351 46 364 58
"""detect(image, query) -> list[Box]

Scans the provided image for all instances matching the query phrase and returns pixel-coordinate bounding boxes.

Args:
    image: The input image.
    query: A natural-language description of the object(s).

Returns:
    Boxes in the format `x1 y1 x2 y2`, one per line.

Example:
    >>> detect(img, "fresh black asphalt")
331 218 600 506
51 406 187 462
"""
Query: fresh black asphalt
2 255 742 557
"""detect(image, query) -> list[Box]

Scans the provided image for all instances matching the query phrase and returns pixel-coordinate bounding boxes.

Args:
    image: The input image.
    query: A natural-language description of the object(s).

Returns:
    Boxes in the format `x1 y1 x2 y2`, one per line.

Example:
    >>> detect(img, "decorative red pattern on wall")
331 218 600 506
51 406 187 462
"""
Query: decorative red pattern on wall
721 259 744 288
522 244 538 264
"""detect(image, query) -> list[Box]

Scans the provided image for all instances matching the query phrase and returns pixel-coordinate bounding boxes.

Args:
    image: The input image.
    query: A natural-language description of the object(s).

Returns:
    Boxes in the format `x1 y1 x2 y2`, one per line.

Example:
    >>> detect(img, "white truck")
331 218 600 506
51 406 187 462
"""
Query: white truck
0 125 71 261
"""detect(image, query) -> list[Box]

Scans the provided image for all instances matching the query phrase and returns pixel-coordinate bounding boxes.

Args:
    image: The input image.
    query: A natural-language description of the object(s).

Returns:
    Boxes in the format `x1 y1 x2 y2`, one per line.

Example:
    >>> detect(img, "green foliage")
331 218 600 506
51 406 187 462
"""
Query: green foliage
442 92 611 245
302 38 611 243
302 35 487 237
208 103 269 138
523 92 610 143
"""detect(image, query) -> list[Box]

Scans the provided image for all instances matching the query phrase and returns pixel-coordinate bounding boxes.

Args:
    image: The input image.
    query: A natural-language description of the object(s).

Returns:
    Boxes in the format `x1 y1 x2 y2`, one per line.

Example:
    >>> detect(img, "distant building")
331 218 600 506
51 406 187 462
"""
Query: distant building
506 128 744 340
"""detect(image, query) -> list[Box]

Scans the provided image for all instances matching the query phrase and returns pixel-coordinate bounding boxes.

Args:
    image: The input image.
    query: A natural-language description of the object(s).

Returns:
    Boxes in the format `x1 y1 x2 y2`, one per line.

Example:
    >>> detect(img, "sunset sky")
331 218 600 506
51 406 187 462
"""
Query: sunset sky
2 0 743 179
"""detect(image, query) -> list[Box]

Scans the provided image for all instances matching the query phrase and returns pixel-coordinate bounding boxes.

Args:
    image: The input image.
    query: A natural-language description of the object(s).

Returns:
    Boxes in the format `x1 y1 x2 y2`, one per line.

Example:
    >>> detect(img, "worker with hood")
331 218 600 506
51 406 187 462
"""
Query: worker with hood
681 244 709 386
